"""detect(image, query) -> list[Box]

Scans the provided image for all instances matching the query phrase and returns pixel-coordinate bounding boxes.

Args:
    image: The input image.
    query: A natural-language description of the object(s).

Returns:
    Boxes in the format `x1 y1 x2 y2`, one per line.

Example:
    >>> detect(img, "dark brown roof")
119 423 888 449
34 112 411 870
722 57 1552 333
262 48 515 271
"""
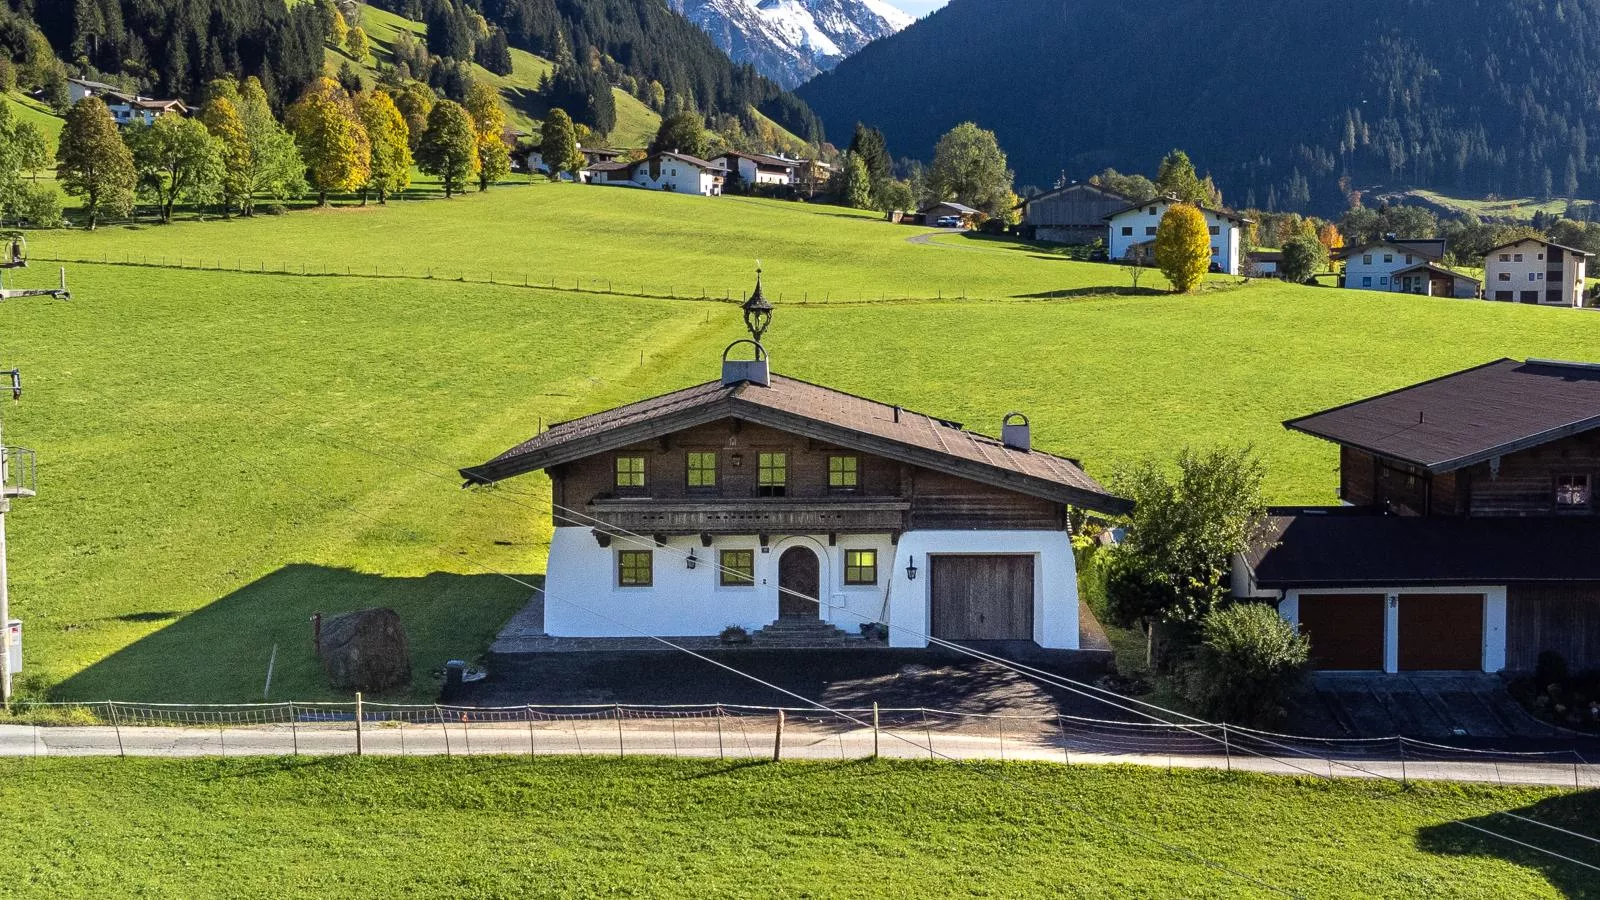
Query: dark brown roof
1248 512 1600 588
716 150 796 169
655 151 727 171
1023 181 1131 206
1284 358 1600 473
1102 194 1253 225
1484 236 1592 259
587 160 633 173
462 373 1130 513
1390 261 1480 283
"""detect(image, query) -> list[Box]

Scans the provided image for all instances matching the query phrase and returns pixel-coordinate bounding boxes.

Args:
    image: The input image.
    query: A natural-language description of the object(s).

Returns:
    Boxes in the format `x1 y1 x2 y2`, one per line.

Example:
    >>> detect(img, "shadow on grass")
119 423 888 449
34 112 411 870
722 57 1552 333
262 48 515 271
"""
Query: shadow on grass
1416 791 1600 898
1010 286 1168 300
51 563 535 704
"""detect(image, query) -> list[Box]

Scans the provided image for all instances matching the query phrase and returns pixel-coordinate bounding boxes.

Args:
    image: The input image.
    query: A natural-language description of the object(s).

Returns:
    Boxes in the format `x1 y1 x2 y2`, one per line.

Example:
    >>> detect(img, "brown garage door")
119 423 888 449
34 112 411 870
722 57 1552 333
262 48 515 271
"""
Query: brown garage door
1399 593 1484 671
930 555 1034 641
1298 594 1385 670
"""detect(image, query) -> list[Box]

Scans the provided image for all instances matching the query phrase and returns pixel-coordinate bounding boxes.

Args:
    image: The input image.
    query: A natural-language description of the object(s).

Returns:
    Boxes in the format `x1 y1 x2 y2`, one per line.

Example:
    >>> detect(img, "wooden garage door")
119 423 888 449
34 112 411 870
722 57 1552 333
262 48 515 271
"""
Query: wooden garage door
1399 593 1484 671
930 555 1034 641
1297 594 1385 670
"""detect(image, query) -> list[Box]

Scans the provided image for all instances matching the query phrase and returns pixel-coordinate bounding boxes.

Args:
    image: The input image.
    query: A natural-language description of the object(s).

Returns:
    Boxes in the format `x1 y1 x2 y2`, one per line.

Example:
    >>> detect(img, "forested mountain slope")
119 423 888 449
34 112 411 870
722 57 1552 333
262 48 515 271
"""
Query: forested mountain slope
797 0 1600 211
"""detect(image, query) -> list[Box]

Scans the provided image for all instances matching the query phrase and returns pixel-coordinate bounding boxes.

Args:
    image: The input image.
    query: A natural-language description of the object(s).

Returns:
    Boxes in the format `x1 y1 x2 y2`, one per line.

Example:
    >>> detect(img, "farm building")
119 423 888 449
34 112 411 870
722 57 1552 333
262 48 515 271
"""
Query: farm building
1246 250 1282 278
1236 358 1600 673
920 202 981 228
1482 238 1589 307
1105 195 1251 275
1391 261 1480 298
1020 182 1130 245
461 283 1129 650
586 152 727 196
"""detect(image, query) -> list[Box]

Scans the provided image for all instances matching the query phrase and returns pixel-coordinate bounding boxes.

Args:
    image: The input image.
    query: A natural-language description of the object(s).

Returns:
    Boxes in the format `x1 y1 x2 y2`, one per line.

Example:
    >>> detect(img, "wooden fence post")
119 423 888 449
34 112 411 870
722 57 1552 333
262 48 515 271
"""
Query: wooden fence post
355 692 363 756
108 702 125 758
772 709 785 762
872 703 880 759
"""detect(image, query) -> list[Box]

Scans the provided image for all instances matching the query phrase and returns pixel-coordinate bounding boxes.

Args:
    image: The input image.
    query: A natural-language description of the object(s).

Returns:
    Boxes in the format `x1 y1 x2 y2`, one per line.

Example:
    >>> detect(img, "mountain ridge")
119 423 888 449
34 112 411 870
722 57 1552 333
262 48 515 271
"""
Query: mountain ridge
672 0 911 89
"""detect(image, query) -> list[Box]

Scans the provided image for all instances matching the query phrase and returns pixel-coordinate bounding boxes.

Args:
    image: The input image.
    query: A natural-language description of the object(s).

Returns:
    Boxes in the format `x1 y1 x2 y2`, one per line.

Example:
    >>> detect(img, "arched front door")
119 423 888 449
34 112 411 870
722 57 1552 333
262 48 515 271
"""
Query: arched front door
778 546 820 619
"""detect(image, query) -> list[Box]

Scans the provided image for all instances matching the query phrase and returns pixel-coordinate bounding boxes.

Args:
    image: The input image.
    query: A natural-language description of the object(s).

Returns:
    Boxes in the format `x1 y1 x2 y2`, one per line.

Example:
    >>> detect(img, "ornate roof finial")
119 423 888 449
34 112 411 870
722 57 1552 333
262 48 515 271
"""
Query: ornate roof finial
741 262 773 344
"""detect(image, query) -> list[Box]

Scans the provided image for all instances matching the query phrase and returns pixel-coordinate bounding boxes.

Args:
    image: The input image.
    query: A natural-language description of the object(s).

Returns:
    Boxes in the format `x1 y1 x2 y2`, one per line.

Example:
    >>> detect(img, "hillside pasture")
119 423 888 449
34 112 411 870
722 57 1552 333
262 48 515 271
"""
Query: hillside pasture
0 757 1592 899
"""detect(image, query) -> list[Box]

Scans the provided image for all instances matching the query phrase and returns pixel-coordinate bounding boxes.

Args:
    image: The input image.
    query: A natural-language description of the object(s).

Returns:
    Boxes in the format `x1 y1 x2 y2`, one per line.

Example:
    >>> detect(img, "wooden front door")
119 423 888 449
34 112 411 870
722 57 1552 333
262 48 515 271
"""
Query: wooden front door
1298 594 1385 670
930 555 1035 641
778 546 820 618
1399 594 1484 671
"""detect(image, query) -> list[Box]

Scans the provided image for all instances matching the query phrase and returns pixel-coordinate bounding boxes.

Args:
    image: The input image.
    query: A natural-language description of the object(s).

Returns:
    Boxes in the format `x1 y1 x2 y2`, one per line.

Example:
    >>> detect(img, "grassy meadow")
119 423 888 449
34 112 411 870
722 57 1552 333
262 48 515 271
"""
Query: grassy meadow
7 185 1600 705
0 756 1593 899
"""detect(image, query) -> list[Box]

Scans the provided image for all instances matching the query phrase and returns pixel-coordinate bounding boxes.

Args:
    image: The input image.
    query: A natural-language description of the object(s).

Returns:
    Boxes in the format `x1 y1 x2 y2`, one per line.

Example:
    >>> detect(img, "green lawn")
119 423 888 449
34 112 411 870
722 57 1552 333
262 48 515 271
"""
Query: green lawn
0 757 1591 898
8 188 1600 702
1407 189 1594 222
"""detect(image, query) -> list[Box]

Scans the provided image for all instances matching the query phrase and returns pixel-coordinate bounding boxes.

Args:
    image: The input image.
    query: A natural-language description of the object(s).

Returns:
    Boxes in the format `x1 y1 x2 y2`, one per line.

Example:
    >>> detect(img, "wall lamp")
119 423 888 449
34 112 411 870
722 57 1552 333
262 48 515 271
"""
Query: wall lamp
905 556 918 581
686 549 698 570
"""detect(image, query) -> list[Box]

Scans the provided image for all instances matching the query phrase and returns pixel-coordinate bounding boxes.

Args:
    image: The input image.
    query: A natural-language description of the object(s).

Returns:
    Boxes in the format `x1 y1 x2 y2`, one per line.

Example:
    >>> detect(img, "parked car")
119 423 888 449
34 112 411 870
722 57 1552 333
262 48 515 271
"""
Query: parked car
935 216 961 228
1088 248 1110 262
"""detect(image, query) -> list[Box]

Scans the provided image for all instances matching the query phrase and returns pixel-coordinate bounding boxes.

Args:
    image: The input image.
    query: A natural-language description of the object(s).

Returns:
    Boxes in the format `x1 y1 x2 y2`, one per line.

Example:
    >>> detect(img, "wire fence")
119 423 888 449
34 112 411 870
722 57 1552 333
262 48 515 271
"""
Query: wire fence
0 700 1593 788
30 254 1104 306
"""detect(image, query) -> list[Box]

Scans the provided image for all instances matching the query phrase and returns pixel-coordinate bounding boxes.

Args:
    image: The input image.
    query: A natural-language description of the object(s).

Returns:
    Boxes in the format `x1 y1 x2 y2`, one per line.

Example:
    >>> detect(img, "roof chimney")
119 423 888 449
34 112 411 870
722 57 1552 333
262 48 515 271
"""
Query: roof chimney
1001 412 1031 451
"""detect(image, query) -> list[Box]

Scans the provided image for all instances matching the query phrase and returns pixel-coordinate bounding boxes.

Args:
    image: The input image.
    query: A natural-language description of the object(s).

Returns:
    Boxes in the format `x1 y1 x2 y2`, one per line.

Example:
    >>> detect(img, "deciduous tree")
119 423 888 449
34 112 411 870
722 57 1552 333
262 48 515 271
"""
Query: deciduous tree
1280 234 1329 284
392 82 436 152
358 90 413 204
927 122 1014 220
1154 203 1211 293
286 77 371 205
126 115 225 223
201 96 251 217
346 25 370 62
540 108 582 181
238 76 307 214
464 81 510 191
649 111 709 159
55 96 136 229
417 100 478 198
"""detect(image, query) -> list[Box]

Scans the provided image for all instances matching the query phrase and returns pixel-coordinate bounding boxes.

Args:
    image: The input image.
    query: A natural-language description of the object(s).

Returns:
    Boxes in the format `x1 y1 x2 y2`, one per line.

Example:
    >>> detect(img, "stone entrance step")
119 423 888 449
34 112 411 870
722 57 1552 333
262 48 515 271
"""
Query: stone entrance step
750 617 872 648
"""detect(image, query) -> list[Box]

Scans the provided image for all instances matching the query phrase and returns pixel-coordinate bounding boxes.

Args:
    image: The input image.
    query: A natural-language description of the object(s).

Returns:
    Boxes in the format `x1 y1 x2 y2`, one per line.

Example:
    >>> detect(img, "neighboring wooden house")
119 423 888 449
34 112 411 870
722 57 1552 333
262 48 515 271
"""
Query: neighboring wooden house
1021 182 1130 245
580 146 625 167
1246 249 1283 278
795 158 834 198
588 152 727 196
1236 358 1600 673
461 286 1130 649
713 151 798 187
920 201 981 228
1105 194 1251 275
1337 238 1445 292
1483 237 1590 307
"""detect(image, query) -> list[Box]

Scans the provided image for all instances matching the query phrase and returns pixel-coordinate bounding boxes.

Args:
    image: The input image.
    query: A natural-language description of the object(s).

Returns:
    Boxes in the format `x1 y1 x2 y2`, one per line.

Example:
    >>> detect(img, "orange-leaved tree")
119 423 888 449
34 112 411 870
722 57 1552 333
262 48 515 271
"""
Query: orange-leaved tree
1154 202 1211 293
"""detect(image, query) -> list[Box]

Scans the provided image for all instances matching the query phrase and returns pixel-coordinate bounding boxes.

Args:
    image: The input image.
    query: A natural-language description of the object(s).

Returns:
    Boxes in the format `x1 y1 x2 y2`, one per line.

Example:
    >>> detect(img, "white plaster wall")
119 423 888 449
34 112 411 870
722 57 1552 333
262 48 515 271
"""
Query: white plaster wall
544 527 1081 648
1107 201 1242 274
1484 239 1585 306
890 530 1081 650
1280 585 1507 673
1345 244 1425 291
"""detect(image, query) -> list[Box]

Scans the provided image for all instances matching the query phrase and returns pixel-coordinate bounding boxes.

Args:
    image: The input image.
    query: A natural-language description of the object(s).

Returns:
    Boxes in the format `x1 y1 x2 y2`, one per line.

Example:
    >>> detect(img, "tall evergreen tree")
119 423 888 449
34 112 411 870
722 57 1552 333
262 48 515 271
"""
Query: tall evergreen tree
539 107 581 181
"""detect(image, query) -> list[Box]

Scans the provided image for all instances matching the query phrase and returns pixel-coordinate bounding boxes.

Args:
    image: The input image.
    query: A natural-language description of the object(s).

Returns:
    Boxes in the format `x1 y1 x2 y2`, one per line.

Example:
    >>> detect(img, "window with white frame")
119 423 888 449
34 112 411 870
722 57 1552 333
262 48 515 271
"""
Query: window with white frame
1556 474 1592 507
1384 254 1393 263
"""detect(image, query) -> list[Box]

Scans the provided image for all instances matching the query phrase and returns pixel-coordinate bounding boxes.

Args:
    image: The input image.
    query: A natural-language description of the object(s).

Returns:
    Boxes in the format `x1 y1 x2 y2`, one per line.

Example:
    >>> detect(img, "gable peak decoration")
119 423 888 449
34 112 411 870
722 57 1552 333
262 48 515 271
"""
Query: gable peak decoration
742 264 774 344
724 266 774 387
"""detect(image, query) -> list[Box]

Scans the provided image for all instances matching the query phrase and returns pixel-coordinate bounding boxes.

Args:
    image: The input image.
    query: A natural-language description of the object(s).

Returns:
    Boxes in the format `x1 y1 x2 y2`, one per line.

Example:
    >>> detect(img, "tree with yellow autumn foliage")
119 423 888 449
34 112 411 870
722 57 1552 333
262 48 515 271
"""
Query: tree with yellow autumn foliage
286 78 370 206
1154 202 1212 293
464 81 510 191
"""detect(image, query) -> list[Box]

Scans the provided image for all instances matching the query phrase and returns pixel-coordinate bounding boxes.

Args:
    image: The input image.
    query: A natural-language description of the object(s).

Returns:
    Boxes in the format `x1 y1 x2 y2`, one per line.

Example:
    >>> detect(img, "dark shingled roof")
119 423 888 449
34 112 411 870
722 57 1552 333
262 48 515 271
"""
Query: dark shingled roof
461 373 1130 513
1284 358 1600 473
1249 513 1600 588
1390 261 1480 283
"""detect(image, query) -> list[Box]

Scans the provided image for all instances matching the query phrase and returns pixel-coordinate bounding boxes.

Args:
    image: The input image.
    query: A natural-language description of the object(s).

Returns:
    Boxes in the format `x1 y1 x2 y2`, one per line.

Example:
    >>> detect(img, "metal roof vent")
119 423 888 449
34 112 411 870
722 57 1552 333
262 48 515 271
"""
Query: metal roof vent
722 340 769 387
1001 412 1031 451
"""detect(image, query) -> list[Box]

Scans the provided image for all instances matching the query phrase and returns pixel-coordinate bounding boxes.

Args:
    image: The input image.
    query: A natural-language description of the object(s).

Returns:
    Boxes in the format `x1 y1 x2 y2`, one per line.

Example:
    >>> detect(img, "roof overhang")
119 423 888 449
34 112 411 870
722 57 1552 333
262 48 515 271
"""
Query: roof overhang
461 398 1131 515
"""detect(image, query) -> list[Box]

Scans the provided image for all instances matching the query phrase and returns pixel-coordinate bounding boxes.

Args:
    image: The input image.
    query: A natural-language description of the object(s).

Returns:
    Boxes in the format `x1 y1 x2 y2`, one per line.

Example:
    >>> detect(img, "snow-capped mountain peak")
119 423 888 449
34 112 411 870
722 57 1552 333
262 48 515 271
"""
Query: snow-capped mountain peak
672 0 913 89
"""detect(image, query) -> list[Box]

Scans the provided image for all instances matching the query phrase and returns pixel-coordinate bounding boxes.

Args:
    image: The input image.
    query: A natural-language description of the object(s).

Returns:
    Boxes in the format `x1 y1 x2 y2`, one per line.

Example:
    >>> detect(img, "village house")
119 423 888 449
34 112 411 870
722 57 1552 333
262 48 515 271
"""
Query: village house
67 77 186 126
1104 194 1250 275
461 283 1130 649
1336 238 1447 292
711 150 798 187
586 151 727 196
1482 237 1589 307
1020 182 1130 245
1246 249 1282 278
1236 358 1600 673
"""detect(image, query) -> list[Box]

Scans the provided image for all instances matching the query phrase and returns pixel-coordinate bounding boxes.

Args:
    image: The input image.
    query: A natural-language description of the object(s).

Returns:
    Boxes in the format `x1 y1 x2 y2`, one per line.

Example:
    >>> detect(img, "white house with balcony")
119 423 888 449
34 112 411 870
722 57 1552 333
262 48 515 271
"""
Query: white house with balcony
1483 238 1590 307
1104 194 1251 275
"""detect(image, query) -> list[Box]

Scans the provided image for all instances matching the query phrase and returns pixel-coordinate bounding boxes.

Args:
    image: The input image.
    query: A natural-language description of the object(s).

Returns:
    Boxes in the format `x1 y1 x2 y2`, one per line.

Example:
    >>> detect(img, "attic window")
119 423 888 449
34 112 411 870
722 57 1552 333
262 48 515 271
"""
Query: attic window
616 456 646 489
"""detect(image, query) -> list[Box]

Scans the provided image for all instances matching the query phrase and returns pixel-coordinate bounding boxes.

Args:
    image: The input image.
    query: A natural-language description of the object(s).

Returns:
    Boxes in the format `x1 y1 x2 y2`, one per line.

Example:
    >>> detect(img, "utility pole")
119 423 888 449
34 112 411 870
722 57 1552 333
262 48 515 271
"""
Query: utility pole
0 233 67 706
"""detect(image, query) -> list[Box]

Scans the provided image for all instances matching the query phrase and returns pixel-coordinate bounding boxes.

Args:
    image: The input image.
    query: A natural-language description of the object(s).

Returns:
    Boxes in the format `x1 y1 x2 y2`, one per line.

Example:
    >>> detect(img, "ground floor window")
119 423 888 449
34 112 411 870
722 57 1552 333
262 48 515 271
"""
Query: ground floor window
1556 474 1592 508
844 549 878 585
618 550 653 587
719 549 755 587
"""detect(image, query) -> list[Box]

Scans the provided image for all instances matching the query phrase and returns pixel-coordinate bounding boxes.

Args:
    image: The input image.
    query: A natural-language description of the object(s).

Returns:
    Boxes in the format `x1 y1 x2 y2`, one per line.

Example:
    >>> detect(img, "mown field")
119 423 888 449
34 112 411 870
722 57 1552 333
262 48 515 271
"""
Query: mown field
0 757 1593 899
6 186 1600 703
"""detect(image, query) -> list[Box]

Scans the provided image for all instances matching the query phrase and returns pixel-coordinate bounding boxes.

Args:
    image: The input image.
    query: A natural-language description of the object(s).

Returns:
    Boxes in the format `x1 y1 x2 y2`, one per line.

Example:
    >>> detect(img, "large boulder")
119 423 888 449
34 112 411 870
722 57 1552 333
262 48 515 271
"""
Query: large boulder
318 608 412 693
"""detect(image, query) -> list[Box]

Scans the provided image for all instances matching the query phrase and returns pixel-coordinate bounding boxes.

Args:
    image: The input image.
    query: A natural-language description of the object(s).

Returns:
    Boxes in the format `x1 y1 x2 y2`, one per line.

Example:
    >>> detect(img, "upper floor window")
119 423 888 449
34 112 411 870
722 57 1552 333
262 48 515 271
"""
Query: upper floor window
1405 255 1413 264
828 455 859 490
1148 207 1158 215
1145 226 1156 236
618 550 653 587
616 456 646 489
687 452 718 490
1383 254 1393 264
1514 253 1524 262
1121 226 1133 236
1363 254 1373 265
1556 474 1592 508
758 452 788 497
1498 272 1511 281
1500 253 1511 262
844 550 879 585
1538 253 1546 261
1208 226 1219 236
719 549 756 587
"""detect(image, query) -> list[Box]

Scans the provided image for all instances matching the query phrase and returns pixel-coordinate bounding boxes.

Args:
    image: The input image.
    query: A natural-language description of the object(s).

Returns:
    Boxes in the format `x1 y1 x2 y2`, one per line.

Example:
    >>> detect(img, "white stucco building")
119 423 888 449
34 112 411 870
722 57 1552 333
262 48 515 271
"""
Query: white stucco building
588 151 726 196
1104 194 1251 275
1483 237 1590 307
712 151 798 187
